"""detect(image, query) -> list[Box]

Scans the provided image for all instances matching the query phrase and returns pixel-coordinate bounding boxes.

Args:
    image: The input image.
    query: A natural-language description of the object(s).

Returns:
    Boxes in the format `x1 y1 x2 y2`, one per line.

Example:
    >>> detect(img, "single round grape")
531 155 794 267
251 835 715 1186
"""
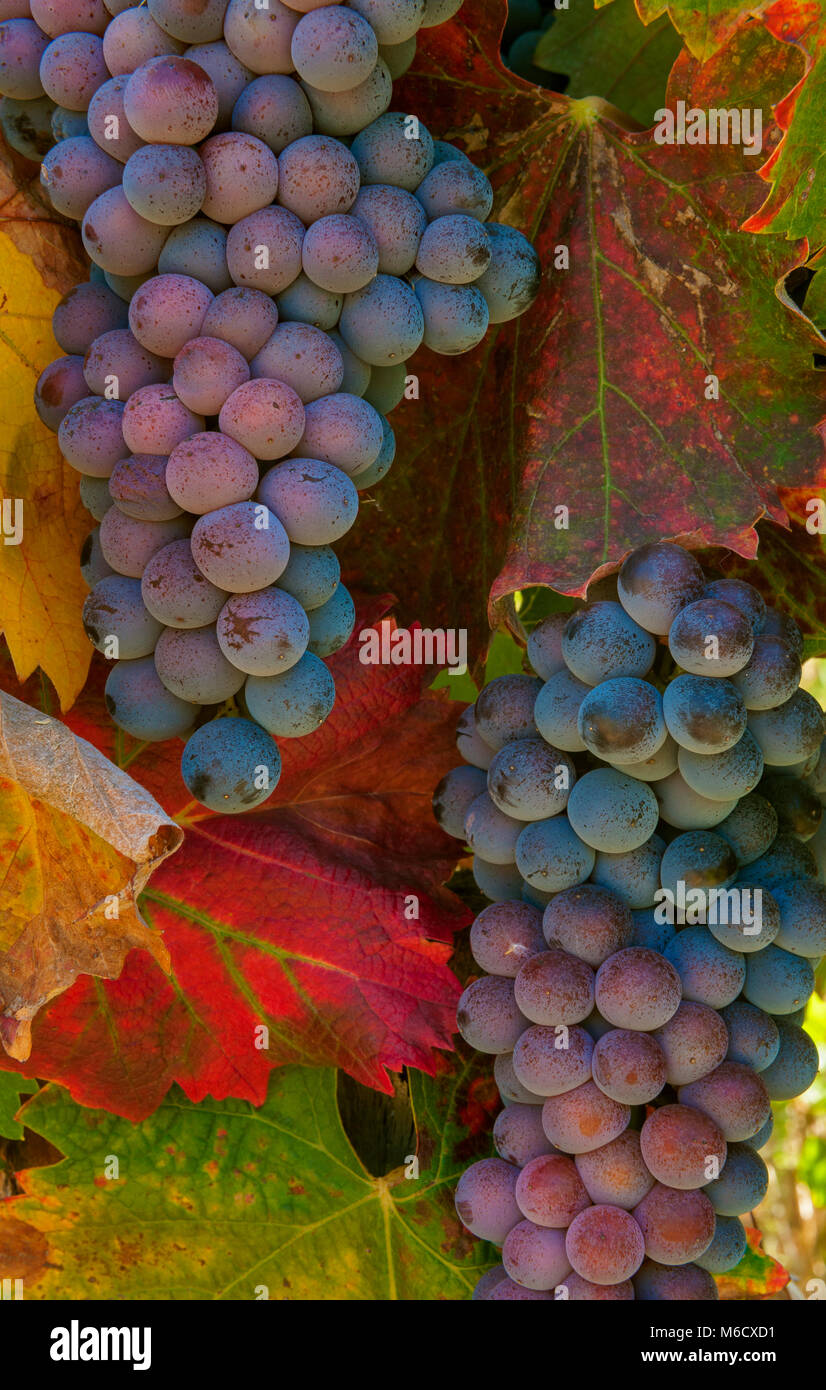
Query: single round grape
678 730 764 802
82 187 171 277
34 355 88 433
592 1029 667 1106
99 508 190 578
245 650 336 737
226 205 305 293
351 184 426 277
301 61 388 140
656 770 738 830
277 542 339 611
514 1153 590 1229
275 132 358 223
454 1157 521 1245
301 213 379 294
639 1103 727 1190
53 281 129 356
567 768 659 853
514 950 595 1027
762 606 803 654
515 815 595 892
223 0 297 74
217 378 304 460
40 32 109 109
348 0 423 43
415 213 490 284
762 773 822 841
455 974 527 1054
659 828 738 903
728 633 803 713
215 586 309 678
456 706 495 770
155 623 246 703
350 109 433 190
86 73 145 163
512 1023 594 1098
502 1221 571 1292
184 41 251 129
231 72 311 152
31 0 107 36
40 136 121 220
122 142 207 225
200 130 279 222
415 157 493 221
760 1019 818 1100
83 332 169 407
291 6 376 91
158 218 233 294
378 33 416 77
108 454 182 522
122 385 203 455
563 601 655 684
80 474 113 522
652 1001 729 1086
182 715 280 812
591 835 665 911
719 1000 779 1073
190 500 290 594
251 323 343 404
166 432 258 515
258 457 358 545
595 948 681 1031
276 272 342 329
664 928 745 1008
542 885 632 967
105 655 198 739
541 1081 630 1155
464 791 522 864
633 1184 715 1266
574 1130 654 1210
475 675 542 751
525 612 567 681
715 793 777 866
565 1205 645 1286
102 8 184 76
617 542 705 635
693 1215 747 1274
0 19 49 101
494 1051 543 1105
703 577 765 633
486 737 574 822
124 55 219 143
743 944 815 1015
128 273 214 357
306 582 354 656
577 677 665 765
414 277 489 354
339 274 424 366
634 1258 718 1300
82 573 163 659
432 763 485 838
149 0 227 44
201 287 279 360
668 597 754 677
469 900 545 977
749 690 824 766
141 538 227 627
678 1061 771 1142
629 908 675 954
300 393 383 476
58 396 126 478
172 336 250 415
476 221 541 324
533 669 589 751
663 674 747 755
704 1142 768 1215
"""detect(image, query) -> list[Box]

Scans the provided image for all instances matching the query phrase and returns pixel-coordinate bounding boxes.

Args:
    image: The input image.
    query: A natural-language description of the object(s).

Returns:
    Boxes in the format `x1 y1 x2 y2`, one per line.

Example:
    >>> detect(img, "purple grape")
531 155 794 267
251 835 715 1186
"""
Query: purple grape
566 768 658 853
465 791 522 864
432 763 487 838
720 1000 780 1073
297 391 383 474
123 142 207 224
30 0 108 37
225 205 305 293
191 500 290 592
0 19 49 101
618 541 705 636
122 384 203 455
105 655 198 739
760 1019 819 1100
216 585 309 676
656 769 738 830
100 506 190 577
149 0 228 44
155 624 246 704
257 456 359 544
201 286 279 358
456 705 494 769
82 187 171 276
730 634 802 710
245 650 336 736
514 815 595 892
541 1080 630 1155
415 157 493 220
351 109 433 190
693 1215 747 1274
454 1157 521 1245
219 377 305 460
678 1063 771 1144
34 355 88 432
493 1104 554 1167
743 944 815 1015
703 577 766 633
141 537 228 626
172 335 250 415
290 6 377 92
456 974 527 1054
771 878 826 958
231 72 312 153
353 410 394 488
533 669 589 751
58 395 126 477
302 213 379 294
474 858 527 903
652 1000 729 1085
327 329 371 396
749 690 824 766
200 130 279 222
83 328 170 401
250 322 344 404
166 431 259 514
595 947 681 1030
591 834 665 910
574 1129 654 1209
123 54 219 143
577 677 665 765
415 213 490 284
40 32 109 110
277 541 340 611
82 573 164 659
348 0 424 44
108 453 183 521
476 222 541 323
181 715 280 812
53 281 129 355
351 184 427 275
276 272 342 329
87 74 145 163
474 674 542 751
184 40 251 129
276 131 359 221
40 136 121 220
102 8 184 77
223 0 298 76
415 277 489 354
663 674 747 755
677 730 764 801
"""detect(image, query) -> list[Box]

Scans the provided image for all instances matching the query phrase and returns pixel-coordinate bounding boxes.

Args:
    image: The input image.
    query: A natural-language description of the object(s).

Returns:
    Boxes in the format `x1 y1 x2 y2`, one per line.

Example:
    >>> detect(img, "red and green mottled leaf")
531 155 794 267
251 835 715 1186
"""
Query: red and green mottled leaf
339 1 823 645
630 0 770 62
0 1057 493 1300
715 1226 790 1298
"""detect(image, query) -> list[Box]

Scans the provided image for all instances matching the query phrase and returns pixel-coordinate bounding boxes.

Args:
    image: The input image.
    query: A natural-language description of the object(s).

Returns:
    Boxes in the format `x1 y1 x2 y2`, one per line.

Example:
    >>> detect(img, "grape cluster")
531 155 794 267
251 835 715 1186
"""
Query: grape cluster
9 0 541 812
435 542 824 1299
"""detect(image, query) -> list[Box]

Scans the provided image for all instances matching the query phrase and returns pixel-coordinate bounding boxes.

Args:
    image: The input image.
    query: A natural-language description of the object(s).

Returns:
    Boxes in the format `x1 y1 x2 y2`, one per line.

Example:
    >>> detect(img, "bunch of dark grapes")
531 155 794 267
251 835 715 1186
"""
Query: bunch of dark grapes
5 0 541 813
435 542 824 1299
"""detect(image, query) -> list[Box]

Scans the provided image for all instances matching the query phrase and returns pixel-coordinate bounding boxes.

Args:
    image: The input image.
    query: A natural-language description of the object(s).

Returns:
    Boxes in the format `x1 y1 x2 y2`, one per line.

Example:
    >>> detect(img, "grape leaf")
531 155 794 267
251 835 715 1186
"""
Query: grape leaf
0 1057 496 1300
338 2 823 644
0 606 470 1119
534 0 682 127
630 0 768 62
0 1072 37 1140
715 1226 790 1298
0 154 91 711
0 690 181 1062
